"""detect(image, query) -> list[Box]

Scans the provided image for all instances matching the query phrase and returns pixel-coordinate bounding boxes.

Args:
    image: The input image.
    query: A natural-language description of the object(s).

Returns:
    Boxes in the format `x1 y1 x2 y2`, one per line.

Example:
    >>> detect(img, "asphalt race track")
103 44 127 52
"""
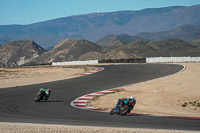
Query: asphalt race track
0 64 199 131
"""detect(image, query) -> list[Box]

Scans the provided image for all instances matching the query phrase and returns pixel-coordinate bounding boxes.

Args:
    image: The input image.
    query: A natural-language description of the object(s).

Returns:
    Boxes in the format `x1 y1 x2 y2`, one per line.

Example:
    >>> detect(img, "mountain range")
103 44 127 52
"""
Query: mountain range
1 37 200 67
96 25 200 46
0 4 200 49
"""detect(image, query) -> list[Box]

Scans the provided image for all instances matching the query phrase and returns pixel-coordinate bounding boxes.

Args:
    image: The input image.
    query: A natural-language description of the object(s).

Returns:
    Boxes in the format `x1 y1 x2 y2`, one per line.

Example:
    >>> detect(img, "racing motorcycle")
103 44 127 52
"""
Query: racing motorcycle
34 90 50 102
110 99 135 115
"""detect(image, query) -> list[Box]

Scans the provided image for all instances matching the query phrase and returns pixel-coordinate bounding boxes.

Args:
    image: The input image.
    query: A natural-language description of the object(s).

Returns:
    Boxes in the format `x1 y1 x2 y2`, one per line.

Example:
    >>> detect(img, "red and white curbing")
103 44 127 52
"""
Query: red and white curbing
71 64 200 120
71 88 200 120
71 66 111 112
81 67 104 76
70 89 119 112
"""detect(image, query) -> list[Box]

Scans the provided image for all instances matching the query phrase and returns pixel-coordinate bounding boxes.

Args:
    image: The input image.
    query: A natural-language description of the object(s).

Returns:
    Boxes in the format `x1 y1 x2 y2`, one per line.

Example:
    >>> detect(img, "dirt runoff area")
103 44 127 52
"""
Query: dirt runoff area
0 65 94 88
89 63 200 117
0 63 199 133
0 122 198 133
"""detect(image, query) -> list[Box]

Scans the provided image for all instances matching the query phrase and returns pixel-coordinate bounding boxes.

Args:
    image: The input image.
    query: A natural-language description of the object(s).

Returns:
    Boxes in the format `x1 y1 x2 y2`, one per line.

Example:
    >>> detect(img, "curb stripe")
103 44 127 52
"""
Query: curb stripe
95 92 106 94
77 98 91 100
85 95 98 97
73 102 86 104
81 67 104 76
75 105 88 107
70 88 118 112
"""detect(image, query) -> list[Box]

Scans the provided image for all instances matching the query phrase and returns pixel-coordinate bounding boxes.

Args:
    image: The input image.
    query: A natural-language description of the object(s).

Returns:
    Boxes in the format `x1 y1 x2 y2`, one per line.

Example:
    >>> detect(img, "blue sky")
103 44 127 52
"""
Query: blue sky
1 0 200 25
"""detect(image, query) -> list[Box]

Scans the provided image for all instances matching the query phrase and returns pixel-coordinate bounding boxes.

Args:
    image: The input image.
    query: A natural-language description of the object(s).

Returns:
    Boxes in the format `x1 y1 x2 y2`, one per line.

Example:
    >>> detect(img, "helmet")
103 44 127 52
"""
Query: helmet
47 88 50 91
130 96 136 104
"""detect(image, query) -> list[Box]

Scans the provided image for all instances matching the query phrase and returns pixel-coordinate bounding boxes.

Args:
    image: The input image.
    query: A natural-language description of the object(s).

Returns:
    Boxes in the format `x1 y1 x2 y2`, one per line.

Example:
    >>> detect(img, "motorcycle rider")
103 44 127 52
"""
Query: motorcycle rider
37 88 51 100
113 96 136 114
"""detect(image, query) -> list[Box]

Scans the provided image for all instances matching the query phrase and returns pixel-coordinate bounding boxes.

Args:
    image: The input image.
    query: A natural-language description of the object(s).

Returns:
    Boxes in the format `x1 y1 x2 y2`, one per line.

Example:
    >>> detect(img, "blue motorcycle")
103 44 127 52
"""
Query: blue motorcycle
110 98 135 115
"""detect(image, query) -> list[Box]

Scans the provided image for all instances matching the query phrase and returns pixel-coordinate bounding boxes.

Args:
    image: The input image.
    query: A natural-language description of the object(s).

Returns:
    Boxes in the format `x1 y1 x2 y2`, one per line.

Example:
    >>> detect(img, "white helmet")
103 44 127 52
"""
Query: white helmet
130 96 136 103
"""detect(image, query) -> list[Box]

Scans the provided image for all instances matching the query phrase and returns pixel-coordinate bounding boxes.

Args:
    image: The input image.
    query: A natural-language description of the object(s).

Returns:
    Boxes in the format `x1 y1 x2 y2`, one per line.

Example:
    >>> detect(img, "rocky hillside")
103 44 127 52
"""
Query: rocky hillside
0 40 46 67
188 37 200 47
30 39 101 64
0 4 200 49
29 38 200 65
1 38 200 67
96 34 147 46
146 39 200 56
101 39 200 58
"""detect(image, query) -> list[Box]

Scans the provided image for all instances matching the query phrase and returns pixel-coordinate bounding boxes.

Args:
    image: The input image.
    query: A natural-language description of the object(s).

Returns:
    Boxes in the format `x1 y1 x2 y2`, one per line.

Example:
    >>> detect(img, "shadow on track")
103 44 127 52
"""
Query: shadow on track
37 100 64 103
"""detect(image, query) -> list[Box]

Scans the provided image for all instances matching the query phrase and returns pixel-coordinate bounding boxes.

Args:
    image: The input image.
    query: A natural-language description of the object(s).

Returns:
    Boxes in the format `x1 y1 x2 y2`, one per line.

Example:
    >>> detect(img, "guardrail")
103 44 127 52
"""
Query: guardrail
52 57 200 66
146 57 200 63
98 58 146 63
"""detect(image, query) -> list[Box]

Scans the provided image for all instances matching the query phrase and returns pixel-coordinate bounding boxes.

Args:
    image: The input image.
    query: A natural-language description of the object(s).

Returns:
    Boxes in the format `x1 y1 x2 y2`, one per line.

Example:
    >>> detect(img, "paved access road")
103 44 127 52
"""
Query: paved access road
0 64 199 130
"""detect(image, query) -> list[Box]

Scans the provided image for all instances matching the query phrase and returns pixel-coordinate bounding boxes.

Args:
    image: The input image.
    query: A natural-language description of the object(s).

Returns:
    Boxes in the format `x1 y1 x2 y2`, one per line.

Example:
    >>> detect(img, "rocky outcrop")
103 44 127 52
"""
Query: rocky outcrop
0 40 46 67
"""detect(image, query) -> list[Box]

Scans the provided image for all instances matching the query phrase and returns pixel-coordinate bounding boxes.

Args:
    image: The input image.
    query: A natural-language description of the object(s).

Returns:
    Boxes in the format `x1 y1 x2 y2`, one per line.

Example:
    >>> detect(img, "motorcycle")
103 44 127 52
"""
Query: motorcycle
110 99 135 115
34 90 50 102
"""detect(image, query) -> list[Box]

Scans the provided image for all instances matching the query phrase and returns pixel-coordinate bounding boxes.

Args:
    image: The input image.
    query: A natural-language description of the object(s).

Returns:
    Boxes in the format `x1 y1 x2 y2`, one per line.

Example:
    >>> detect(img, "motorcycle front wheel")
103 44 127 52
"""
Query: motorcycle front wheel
34 95 41 102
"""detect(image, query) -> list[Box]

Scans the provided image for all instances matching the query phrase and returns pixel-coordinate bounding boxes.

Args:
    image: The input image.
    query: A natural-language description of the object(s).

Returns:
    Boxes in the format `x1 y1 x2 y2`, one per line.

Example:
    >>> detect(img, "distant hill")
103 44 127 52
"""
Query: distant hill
106 40 126 47
137 25 200 41
188 37 200 47
102 41 159 59
29 38 200 66
0 40 46 67
30 39 102 64
103 39 200 58
0 4 200 49
146 39 199 56
96 34 147 46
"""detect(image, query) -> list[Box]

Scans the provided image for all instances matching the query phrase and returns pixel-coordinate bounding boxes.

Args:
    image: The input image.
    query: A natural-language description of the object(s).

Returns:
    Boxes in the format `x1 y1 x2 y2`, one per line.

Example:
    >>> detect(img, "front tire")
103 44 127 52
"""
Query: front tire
110 108 115 115
34 94 41 102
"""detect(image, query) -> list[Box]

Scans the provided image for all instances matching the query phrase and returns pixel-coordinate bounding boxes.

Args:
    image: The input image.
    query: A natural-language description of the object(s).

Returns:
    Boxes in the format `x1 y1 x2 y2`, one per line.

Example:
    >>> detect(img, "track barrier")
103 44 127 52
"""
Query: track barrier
146 57 200 63
52 57 200 66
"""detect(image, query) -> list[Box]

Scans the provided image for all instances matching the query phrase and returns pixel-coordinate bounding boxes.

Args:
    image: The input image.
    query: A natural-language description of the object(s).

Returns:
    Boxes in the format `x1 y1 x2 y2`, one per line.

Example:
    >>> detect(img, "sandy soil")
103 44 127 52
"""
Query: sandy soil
0 63 199 132
89 63 200 117
0 122 198 133
0 65 94 88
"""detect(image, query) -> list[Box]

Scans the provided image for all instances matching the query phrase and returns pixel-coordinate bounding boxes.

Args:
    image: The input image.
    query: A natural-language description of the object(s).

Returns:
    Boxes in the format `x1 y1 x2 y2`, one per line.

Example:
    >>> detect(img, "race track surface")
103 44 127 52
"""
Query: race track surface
0 64 199 131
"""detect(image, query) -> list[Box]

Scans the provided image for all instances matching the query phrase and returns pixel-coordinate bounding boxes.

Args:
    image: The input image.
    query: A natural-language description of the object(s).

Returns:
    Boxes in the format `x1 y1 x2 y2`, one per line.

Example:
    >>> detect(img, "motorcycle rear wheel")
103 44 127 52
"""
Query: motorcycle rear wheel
119 105 129 115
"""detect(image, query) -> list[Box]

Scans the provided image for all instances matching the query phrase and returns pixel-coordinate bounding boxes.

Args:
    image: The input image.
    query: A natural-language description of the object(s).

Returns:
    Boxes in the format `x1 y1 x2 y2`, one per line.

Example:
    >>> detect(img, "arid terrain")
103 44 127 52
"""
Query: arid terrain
0 122 198 133
0 63 199 133
89 63 200 117
0 65 94 88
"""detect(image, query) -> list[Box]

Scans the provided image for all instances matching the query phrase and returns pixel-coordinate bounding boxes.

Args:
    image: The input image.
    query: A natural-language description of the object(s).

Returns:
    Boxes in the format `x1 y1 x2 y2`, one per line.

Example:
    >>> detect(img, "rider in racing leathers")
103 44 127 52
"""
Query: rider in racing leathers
113 96 136 113
37 88 51 100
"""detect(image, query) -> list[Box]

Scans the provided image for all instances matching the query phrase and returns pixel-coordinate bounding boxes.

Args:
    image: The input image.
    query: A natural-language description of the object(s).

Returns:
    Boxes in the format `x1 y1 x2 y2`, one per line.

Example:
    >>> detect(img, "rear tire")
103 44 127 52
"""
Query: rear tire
119 105 129 115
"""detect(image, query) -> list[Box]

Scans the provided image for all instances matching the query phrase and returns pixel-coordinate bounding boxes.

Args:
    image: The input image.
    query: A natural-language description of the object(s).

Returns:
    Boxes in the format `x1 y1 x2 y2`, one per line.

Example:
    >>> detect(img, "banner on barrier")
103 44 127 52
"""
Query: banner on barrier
52 60 98 66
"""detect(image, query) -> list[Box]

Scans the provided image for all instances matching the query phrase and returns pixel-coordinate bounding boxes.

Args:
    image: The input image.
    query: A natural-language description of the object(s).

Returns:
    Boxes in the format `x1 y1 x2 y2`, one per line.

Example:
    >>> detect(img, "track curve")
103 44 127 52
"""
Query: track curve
0 64 199 130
